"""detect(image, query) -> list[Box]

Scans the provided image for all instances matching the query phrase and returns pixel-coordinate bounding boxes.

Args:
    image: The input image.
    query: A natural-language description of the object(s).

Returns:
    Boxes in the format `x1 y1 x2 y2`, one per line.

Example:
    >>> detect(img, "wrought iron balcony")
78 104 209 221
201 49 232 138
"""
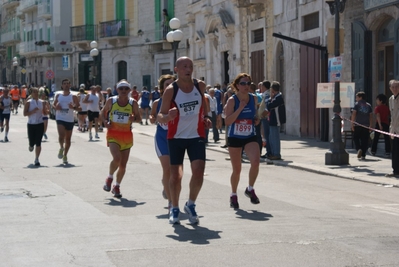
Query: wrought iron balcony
37 40 73 55
18 40 37 56
70 24 97 42
99 19 129 38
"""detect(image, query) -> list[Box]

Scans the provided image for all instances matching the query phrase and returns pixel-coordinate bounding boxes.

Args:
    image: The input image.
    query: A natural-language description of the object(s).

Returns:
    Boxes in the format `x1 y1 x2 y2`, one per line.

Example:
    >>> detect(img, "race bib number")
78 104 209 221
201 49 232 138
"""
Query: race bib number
234 119 253 136
179 100 199 116
112 111 130 124
60 108 69 114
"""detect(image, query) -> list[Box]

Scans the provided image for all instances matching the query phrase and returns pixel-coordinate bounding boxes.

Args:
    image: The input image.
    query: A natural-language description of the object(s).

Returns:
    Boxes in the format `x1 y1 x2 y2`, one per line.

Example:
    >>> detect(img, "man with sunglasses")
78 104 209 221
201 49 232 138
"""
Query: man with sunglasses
158 56 211 225
53 78 81 164
100 80 141 198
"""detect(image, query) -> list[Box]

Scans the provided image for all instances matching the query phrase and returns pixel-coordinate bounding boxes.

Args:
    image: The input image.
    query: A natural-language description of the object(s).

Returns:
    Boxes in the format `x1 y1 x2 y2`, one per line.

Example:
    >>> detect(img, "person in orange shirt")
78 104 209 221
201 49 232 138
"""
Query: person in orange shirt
20 85 27 106
10 85 21 114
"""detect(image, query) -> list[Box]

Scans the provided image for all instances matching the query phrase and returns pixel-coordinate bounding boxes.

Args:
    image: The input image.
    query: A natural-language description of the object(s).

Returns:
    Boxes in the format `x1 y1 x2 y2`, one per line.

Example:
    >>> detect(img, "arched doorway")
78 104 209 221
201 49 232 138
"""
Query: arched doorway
117 61 127 81
376 18 394 97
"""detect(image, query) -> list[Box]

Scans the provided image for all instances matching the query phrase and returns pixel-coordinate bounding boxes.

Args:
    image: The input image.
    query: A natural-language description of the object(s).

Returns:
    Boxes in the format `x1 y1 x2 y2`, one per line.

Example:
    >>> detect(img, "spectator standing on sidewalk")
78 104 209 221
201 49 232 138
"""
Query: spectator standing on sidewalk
369 94 391 157
158 56 211 225
259 81 272 158
0 87 12 142
265 81 286 160
224 73 261 209
351 91 372 160
386 80 399 177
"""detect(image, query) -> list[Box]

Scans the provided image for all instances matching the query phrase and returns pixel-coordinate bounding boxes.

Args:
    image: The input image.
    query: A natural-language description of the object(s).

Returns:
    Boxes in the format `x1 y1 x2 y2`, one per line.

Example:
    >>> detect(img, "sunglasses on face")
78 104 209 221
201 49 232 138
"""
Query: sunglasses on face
239 81 251 86
119 87 130 91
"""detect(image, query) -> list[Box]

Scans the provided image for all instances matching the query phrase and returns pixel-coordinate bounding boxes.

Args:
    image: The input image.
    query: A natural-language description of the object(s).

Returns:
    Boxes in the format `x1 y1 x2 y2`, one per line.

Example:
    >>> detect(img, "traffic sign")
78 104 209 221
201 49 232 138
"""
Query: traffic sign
21 68 26 74
45 69 54 80
316 82 355 108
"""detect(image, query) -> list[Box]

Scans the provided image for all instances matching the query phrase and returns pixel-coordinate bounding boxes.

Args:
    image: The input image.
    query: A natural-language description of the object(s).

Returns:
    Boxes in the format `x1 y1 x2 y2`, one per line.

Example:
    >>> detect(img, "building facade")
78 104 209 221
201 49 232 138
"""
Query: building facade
0 0 72 87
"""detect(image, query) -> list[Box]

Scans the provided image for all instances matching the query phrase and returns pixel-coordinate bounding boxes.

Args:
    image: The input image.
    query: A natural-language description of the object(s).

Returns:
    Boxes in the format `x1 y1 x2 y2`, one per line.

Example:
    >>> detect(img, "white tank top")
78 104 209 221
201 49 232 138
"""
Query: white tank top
87 94 100 112
27 99 43 124
171 86 203 139
79 94 88 112
55 93 74 122
2 97 11 114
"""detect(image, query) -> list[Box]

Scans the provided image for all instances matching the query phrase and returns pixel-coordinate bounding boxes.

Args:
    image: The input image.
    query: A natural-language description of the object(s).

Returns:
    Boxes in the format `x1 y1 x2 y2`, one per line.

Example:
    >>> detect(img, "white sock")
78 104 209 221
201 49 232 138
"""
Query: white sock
187 199 195 206
230 193 237 197
108 175 113 179
115 182 120 186
5 132 8 137
248 186 253 191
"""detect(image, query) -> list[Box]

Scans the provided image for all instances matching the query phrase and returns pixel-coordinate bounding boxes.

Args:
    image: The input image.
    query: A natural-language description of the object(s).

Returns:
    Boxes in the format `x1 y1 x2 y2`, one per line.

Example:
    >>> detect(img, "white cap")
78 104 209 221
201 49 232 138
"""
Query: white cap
117 81 131 89
80 83 85 88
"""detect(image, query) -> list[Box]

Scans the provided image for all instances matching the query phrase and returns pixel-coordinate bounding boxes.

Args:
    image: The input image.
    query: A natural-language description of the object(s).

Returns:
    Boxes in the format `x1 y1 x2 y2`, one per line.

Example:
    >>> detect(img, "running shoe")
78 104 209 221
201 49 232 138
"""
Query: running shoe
184 202 199 225
245 188 260 204
43 133 48 140
89 132 93 141
230 195 239 209
34 159 40 166
62 155 68 164
103 178 113 192
4 136 8 142
58 148 64 159
112 185 122 198
357 149 362 159
169 208 180 224
95 133 99 139
29 146 34 152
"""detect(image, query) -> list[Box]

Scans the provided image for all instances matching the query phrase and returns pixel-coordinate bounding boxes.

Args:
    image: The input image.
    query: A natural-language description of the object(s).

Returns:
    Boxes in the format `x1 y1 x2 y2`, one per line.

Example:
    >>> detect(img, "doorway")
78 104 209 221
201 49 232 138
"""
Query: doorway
377 18 395 98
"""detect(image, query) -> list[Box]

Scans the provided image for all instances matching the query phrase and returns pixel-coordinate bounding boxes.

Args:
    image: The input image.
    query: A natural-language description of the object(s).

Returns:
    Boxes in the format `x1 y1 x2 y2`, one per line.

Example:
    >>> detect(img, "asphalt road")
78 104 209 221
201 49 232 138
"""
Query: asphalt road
0 113 398 267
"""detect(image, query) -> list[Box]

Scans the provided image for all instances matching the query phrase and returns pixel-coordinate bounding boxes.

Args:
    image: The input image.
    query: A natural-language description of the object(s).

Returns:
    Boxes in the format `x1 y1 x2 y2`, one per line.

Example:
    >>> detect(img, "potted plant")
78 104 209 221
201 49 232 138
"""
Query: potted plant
60 41 67 45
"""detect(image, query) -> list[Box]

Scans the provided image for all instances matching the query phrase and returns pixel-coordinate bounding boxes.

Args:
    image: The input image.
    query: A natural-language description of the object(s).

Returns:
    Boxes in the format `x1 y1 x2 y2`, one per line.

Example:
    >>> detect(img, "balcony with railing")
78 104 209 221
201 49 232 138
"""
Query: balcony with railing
37 40 73 55
2 0 20 9
99 19 129 39
38 0 51 19
18 40 37 56
1 30 21 44
70 25 97 43
19 0 37 13
154 21 170 42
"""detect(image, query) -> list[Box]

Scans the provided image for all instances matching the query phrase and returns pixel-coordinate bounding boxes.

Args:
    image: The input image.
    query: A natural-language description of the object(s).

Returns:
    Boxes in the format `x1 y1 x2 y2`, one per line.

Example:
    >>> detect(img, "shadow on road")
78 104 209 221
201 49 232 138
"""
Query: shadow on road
25 164 49 169
166 224 222 245
235 209 273 221
105 198 145 208
54 164 82 168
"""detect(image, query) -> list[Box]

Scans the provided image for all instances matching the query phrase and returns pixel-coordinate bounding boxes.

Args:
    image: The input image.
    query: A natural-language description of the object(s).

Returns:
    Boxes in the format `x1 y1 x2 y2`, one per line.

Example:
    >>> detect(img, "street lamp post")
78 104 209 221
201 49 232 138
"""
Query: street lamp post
325 0 349 165
166 18 183 72
90 41 99 85
12 57 18 84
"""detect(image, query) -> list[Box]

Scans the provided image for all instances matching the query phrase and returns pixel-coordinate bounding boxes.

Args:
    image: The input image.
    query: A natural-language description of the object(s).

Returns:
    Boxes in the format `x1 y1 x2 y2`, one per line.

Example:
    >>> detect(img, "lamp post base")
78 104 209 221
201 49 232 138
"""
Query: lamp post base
325 144 349 165
325 114 349 165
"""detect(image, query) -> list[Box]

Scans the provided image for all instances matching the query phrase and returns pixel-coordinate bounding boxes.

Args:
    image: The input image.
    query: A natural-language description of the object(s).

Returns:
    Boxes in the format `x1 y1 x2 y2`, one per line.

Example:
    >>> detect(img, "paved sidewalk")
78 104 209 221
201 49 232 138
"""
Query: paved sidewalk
134 124 399 188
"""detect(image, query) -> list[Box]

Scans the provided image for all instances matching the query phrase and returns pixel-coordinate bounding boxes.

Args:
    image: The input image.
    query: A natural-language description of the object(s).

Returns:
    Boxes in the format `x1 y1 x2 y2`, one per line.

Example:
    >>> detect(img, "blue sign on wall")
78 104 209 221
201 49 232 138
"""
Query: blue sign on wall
62 55 70 70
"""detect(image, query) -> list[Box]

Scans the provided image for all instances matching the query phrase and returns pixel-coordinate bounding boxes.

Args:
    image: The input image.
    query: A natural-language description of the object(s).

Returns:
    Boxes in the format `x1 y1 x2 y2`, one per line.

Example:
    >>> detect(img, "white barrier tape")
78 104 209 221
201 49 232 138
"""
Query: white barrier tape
341 116 399 139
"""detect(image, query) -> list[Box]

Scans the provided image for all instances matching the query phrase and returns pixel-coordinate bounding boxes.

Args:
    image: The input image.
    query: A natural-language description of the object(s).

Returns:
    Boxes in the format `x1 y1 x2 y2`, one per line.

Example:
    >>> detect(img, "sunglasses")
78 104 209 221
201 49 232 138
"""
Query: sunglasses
119 87 130 91
239 81 251 86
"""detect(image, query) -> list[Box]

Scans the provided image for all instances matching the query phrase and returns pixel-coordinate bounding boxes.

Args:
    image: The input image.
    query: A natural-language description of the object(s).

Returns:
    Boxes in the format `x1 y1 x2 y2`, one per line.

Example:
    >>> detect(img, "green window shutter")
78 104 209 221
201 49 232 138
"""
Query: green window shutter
23 29 26 42
85 0 95 40
39 28 42 40
7 47 12 60
47 28 51 41
85 0 94 25
155 0 161 40
167 0 174 19
116 0 125 20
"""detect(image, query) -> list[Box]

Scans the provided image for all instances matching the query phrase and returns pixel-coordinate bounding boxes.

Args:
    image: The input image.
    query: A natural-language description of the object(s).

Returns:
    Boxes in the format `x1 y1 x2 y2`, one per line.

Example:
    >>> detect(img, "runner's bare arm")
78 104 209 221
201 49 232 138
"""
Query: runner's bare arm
149 99 159 124
157 84 176 123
